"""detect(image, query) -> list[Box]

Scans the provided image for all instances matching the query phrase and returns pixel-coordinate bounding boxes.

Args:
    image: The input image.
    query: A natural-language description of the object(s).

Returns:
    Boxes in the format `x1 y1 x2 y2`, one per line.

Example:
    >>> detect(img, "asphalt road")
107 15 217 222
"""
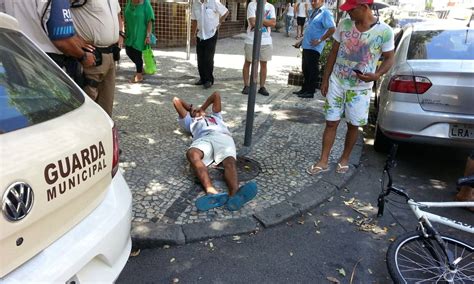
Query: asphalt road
117 125 472 283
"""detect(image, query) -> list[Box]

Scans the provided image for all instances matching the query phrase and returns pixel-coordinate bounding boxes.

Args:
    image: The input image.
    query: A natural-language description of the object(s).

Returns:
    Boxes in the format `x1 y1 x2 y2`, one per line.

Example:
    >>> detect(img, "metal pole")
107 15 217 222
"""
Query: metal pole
243 0 264 147
186 0 192 60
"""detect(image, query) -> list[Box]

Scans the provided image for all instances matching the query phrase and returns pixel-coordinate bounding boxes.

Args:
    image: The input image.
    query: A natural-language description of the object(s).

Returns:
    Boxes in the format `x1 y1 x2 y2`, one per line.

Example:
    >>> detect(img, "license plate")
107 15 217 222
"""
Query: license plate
449 124 474 139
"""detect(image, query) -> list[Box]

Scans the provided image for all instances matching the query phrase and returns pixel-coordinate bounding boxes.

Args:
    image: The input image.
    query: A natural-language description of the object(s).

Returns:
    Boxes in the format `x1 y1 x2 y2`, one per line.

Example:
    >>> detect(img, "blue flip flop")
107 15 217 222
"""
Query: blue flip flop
226 181 258 211
195 193 229 211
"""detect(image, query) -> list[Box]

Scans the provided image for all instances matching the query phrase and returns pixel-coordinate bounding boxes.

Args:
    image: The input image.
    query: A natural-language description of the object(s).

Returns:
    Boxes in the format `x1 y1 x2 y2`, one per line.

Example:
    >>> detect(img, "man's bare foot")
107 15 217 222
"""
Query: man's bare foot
205 187 219 195
130 73 143 83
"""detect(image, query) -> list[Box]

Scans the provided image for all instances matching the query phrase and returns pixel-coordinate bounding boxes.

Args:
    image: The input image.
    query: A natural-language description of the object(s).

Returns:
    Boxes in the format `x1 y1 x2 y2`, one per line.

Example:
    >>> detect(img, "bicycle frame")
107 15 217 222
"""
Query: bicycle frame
407 198 474 234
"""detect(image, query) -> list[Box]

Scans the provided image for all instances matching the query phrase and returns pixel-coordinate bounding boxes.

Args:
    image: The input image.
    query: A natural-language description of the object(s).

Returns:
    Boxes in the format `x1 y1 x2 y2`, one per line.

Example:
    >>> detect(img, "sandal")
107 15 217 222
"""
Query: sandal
306 164 329 175
336 163 349 174
129 76 144 83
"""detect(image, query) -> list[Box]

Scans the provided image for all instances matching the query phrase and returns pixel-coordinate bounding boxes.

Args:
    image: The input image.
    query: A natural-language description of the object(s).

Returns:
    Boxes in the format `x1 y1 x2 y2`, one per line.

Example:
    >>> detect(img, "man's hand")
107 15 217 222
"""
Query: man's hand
310 38 322 46
320 79 329 97
355 72 380 82
81 52 96 68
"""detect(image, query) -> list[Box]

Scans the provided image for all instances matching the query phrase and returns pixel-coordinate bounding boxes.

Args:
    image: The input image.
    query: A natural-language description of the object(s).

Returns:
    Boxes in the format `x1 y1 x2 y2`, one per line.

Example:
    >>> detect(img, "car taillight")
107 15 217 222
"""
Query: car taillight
112 125 120 177
388 75 432 94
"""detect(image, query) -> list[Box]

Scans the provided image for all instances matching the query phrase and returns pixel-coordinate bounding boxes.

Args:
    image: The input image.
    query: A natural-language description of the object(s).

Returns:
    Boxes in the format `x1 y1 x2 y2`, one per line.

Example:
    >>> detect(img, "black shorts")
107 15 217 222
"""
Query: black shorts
297 17 306 26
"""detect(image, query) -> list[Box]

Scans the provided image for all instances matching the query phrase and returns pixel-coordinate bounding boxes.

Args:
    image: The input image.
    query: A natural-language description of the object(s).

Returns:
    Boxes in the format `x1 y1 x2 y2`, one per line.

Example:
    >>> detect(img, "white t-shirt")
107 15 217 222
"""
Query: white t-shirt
245 1 276 45
191 0 228 40
178 112 231 140
331 18 395 90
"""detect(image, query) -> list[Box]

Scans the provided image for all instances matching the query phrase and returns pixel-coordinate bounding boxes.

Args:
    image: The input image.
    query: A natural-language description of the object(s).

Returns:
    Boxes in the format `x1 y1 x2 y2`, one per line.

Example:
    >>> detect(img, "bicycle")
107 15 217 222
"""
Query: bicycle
376 144 474 283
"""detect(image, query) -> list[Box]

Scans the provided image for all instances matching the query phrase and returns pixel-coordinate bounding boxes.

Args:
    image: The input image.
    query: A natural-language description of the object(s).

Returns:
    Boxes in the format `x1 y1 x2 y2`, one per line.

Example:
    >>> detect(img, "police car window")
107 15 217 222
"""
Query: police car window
0 29 84 134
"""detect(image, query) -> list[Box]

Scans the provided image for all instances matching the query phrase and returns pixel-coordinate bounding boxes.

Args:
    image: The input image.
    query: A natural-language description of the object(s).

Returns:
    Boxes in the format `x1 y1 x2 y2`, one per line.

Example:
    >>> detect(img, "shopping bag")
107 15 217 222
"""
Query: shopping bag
143 46 156 75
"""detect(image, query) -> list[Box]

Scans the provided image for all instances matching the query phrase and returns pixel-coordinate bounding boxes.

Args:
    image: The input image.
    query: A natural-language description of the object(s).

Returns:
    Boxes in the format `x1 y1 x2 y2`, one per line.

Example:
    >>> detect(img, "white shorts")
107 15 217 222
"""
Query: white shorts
189 132 236 166
324 81 371 126
245 44 272 62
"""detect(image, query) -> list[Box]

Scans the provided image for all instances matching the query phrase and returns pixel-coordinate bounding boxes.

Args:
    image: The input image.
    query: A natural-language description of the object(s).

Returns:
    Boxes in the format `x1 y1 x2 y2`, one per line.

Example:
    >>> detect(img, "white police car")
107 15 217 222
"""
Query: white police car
0 13 132 282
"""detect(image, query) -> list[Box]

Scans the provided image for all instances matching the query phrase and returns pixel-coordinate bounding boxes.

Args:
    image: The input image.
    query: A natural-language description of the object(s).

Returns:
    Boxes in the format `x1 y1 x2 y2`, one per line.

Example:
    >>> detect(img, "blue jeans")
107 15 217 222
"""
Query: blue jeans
285 15 293 34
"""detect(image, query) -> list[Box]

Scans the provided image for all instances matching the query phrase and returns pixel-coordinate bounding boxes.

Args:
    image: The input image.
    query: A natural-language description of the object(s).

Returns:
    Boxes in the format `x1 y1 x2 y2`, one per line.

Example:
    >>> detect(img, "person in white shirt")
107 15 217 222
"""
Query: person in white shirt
283 1 294 37
173 92 258 211
242 0 276 96
191 0 228 89
294 0 308 39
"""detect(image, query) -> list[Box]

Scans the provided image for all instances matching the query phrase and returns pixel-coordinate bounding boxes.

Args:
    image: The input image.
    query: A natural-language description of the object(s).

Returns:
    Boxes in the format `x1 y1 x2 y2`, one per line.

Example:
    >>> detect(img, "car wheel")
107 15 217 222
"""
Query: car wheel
374 122 391 153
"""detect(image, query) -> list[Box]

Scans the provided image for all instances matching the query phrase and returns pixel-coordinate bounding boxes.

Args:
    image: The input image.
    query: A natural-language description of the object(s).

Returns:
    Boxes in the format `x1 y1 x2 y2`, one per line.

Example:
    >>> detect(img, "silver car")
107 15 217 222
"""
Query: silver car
374 20 474 152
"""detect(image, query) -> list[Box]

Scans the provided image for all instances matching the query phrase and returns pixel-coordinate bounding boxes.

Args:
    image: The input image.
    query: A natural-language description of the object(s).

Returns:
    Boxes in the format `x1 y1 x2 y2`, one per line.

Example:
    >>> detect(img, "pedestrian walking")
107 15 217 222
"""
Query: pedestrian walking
283 1 294 37
294 0 308 39
191 0 229 89
242 0 276 97
123 0 155 84
293 0 335 98
2 0 96 78
307 0 395 175
172 92 258 211
70 0 124 117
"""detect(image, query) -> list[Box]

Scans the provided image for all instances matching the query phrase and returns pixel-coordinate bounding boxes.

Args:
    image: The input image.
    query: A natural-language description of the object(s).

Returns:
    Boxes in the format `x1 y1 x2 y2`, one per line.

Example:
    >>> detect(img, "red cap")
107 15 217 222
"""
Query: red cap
339 0 374 11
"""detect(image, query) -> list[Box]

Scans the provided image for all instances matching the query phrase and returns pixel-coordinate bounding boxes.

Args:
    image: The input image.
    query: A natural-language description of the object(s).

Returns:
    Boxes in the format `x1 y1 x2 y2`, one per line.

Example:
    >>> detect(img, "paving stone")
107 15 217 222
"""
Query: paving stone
182 218 259 243
131 222 185 248
253 202 301 228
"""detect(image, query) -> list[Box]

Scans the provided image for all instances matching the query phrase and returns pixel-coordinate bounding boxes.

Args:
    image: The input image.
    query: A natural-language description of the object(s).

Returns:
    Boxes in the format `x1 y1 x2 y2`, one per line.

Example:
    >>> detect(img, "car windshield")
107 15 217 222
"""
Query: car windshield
0 28 84 134
407 29 474 60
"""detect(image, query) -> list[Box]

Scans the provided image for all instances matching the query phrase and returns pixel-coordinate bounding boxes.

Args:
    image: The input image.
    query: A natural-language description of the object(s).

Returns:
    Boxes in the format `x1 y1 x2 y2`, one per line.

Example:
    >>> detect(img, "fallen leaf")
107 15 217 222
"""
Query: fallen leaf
346 217 354 223
297 220 305 225
307 212 313 216
170 258 176 263
343 197 355 205
232 235 241 241
172 278 179 283
337 268 346 277
289 252 293 256
130 248 141 257
326 276 340 283
163 245 170 249
389 237 396 242
315 230 320 234
390 223 397 227
244 165 251 171
368 268 373 274
209 242 214 248
327 196 334 202
314 221 319 227
331 212 341 217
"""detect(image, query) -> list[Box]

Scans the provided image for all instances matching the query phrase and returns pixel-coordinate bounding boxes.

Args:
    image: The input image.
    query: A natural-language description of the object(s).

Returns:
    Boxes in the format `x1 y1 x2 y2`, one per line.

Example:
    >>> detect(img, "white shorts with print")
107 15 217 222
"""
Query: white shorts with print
324 81 371 126
189 132 236 166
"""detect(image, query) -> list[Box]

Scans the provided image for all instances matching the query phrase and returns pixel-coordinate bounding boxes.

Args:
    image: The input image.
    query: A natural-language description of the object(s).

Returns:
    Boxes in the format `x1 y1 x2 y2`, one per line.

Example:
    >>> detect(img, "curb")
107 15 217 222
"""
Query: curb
131 141 362 249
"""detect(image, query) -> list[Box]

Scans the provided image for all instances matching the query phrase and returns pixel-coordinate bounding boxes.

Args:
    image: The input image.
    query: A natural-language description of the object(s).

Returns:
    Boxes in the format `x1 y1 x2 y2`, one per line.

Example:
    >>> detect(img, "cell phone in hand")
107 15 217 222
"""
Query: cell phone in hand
352 69 363 75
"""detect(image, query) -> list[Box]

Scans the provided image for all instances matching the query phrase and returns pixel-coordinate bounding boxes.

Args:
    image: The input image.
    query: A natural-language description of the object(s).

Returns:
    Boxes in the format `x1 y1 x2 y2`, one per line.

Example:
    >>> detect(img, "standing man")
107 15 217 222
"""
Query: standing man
307 0 394 175
2 0 95 75
294 0 307 39
293 0 335 98
242 0 276 96
70 0 124 117
191 0 229 89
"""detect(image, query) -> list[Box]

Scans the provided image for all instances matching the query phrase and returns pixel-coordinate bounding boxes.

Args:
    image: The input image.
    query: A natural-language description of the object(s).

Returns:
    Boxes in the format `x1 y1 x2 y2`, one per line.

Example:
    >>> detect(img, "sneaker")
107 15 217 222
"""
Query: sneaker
292 89 305 95
298 92 314 98
258 87 270 96
203 81 212 89
242 86 250 95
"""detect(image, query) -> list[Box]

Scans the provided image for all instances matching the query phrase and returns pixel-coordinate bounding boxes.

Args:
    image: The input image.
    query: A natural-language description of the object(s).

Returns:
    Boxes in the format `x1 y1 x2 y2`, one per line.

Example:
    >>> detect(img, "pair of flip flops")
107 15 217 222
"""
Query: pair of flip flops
195 181 258 211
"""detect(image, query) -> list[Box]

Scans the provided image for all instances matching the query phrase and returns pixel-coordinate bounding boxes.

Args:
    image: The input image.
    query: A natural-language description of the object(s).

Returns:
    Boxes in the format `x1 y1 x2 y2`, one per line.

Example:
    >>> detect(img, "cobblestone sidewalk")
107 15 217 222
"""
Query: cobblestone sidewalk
113 31 362 246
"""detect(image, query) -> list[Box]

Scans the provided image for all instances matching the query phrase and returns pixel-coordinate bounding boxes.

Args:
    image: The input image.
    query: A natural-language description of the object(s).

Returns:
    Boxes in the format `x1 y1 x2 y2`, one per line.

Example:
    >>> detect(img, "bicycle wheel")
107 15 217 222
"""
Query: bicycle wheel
387 231 474 283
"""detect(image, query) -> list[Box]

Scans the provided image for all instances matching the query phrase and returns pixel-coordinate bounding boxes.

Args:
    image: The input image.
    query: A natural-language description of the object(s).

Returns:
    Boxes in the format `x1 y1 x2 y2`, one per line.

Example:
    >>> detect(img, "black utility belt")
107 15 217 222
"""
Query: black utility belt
95 45 116 54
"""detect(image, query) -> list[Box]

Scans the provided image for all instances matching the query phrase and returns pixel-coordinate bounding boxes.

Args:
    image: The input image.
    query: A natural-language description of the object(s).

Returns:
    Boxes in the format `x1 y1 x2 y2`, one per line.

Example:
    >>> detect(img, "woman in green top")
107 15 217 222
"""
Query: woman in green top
124 0 155 83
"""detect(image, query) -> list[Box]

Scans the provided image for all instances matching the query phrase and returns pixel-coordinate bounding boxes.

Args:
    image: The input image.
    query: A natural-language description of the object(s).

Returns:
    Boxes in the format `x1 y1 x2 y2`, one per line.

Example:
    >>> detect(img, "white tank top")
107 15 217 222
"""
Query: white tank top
287 4 294 17
296 2 306 17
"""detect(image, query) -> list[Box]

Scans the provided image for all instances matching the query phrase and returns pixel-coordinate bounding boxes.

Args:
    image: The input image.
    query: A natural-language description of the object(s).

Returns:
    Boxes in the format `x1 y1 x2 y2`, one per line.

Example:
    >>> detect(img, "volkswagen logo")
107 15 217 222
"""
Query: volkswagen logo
2 182 34 221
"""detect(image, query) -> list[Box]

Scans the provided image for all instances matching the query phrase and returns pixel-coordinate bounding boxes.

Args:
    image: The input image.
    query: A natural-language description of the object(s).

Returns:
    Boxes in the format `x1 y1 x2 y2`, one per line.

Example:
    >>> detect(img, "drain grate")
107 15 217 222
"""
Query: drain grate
185 156 261 183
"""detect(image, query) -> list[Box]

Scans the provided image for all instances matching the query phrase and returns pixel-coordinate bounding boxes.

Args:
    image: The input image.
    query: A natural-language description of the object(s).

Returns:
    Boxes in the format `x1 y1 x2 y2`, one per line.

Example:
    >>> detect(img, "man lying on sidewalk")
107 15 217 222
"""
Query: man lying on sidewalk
173 92 257 211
